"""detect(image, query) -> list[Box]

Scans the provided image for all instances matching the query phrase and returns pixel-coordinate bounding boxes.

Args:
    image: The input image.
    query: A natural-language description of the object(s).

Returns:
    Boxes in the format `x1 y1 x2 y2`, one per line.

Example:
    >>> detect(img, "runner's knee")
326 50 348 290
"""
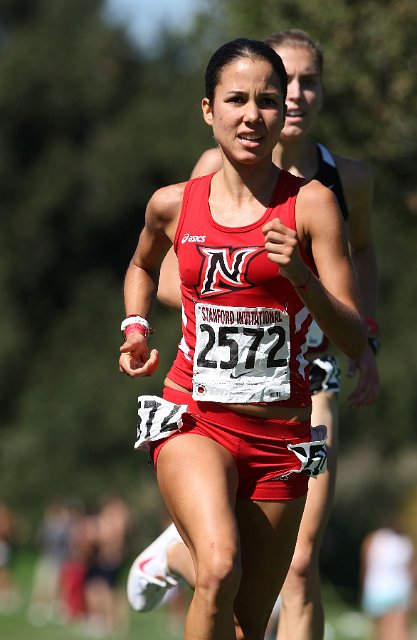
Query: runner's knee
288 542 316 581
195 543 241 608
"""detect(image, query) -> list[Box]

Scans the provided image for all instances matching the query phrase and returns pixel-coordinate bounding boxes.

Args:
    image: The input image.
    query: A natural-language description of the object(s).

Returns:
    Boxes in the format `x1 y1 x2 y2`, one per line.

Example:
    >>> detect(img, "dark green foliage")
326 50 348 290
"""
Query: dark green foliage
0 0 205 521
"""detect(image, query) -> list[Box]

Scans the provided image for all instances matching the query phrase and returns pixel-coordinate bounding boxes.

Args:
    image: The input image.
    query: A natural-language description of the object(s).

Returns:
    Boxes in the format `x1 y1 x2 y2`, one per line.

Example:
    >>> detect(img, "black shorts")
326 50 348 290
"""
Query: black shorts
86 563 121 588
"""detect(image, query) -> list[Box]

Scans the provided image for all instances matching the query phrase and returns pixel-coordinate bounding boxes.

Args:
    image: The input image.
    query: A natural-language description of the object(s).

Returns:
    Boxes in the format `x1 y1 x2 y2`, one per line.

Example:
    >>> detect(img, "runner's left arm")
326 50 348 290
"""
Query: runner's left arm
343 159 379 406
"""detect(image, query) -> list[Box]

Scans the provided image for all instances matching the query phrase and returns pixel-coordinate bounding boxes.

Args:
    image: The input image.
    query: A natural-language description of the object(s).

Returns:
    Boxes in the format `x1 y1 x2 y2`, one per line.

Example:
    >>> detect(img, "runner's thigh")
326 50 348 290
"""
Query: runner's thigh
156 433 240 561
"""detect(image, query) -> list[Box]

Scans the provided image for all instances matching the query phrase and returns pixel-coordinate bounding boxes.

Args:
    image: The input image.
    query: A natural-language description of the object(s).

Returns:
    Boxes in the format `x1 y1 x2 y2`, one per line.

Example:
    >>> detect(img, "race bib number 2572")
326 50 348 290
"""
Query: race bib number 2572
193 304 291 403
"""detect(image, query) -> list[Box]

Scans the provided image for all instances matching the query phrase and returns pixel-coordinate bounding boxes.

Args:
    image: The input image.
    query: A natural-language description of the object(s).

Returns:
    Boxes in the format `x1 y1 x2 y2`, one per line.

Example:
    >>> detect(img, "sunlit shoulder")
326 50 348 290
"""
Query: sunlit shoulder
146 181 188 228
296 178 344 241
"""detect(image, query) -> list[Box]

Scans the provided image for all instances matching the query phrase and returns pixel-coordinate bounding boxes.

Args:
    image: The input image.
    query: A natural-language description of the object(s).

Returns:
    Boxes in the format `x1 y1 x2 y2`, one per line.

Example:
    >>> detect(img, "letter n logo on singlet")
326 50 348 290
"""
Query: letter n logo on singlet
195 245 263 298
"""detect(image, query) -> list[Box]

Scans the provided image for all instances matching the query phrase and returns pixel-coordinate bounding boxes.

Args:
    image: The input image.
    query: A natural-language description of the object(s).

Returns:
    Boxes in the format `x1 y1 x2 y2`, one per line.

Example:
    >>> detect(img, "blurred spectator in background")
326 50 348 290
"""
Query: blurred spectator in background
26 495 133 635
28 499 83 624
82 495 132 636
59 499 89 622
0 501 21 612
360 517 416 640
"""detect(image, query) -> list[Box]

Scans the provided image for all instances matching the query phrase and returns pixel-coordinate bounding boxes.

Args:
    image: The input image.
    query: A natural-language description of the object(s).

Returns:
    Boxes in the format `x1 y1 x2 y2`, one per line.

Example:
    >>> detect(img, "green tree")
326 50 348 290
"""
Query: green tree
0 0 208 519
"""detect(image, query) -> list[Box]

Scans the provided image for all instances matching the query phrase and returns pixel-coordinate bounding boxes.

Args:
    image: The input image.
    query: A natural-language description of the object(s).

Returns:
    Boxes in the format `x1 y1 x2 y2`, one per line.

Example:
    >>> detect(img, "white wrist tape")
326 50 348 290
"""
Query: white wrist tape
121 315 150 338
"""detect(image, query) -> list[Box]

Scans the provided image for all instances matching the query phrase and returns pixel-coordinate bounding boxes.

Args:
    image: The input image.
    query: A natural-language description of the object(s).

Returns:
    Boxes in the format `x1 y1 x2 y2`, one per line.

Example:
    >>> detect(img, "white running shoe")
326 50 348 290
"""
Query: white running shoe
127 522 182 612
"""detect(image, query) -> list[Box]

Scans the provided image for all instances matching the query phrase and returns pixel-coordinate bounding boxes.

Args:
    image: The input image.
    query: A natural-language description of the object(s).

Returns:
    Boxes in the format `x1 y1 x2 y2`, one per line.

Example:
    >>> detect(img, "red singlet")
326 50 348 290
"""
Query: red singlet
167 170 315 409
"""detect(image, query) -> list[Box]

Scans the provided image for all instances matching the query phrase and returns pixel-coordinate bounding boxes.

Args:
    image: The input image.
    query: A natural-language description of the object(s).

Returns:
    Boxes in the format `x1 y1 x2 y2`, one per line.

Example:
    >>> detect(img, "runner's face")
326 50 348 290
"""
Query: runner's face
274 45 323 140
202 56 285 164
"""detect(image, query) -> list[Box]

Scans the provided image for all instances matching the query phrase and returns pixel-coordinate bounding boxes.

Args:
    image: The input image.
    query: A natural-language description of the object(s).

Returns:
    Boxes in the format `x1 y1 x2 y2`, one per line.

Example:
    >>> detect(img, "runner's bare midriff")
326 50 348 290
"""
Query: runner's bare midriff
164 378 311 422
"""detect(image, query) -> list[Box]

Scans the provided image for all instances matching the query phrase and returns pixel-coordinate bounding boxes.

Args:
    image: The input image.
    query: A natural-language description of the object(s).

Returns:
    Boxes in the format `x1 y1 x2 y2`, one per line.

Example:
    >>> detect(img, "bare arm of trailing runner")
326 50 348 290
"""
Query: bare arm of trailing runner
336 155 379 406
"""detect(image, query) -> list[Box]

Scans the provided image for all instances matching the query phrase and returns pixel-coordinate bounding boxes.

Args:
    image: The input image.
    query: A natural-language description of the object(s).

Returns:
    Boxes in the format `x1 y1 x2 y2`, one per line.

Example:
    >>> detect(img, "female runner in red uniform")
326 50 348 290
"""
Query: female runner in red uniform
141 29 379 640
119 38 366 640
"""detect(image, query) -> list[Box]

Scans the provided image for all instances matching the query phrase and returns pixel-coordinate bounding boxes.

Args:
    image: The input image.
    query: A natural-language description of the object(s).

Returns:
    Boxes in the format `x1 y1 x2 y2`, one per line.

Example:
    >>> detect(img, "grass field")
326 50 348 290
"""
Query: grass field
1 550 183 640
0 598 371 640
2 550 414 640
0 608 183 640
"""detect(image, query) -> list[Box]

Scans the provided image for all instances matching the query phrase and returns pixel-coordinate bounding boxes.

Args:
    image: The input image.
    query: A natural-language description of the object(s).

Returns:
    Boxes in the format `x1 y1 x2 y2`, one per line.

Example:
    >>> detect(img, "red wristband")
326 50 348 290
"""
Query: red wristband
365 317 379 336
124 323 148 339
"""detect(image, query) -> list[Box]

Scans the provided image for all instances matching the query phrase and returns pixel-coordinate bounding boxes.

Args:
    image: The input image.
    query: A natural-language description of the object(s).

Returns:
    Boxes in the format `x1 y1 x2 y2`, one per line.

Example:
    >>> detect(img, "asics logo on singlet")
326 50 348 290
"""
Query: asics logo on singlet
181 233 206 243
195 246 264 298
